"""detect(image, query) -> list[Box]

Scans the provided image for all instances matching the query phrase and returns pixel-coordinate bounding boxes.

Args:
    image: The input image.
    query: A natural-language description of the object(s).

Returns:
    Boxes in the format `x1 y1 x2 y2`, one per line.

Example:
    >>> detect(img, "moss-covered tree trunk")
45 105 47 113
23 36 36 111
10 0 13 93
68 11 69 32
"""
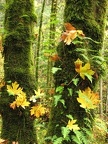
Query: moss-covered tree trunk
36 0 45 88
0 0 37 143
46 0 107 143
47 0 57 88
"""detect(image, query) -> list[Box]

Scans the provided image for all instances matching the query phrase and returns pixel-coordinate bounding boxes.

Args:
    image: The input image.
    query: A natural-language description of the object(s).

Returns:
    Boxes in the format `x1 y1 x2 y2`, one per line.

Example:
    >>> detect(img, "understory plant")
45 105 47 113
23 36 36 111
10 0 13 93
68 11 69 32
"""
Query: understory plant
46 23 105 144
0 80 47 144
0 81 47 118
0 22 106 144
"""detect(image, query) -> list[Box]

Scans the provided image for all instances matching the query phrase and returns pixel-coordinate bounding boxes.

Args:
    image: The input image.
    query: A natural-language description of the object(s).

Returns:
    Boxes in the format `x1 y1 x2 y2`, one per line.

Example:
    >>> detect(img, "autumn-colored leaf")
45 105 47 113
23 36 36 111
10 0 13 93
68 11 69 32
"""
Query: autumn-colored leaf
61 23 85 45
77 87 100 109
0 138 8 144
80 63 95 80
61 30 77 45
44 53 60 62
10 101 16 109
74 58 95 80
30 104 46 118
74 58 83 73
65 31 77 45
10 91 30 109
7 82 30 109
67 119 80 131
49 54 60 61
77 30 85 37
7 81 23 96
34 88 44 98
30 88 45 103
0 79 5 89
64 23 76 31
12 142 19 144
48 88 55 95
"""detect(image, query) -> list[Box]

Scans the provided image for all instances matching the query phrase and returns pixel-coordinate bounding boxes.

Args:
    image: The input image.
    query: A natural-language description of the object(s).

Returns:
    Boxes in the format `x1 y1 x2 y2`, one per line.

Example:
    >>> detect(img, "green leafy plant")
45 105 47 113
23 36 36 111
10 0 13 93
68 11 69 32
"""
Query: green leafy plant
46 23 102 144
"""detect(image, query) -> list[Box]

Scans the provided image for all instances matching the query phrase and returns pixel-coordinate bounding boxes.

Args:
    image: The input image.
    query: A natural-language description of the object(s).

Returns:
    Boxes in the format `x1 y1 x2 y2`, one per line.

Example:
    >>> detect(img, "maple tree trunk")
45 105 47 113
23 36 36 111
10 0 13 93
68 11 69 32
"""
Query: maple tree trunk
46 0 107 143
0 0 37 143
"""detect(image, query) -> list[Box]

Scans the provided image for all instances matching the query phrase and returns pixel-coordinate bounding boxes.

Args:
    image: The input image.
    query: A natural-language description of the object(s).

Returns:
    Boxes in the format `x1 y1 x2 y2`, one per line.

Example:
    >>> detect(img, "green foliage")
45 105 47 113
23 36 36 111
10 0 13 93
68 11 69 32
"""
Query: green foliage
53 136 63 144
84 73 93 83
0 1 107 144
66 114 73 120
56 86 64 94
67 88 73 96
54 94 62 106
46 115 94 144
46 10 107 141
61 127 70 139
53 86 66 107
52 67 62 74
72 130 88 144
72 78 79 86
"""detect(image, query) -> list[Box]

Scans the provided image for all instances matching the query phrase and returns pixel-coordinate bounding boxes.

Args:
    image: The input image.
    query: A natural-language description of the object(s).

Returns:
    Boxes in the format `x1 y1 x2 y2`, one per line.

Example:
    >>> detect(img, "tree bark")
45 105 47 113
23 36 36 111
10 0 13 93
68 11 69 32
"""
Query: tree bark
46 0 107 143
47 0 58 88
99 78 103 117
36 0 46 88
0 0 37 143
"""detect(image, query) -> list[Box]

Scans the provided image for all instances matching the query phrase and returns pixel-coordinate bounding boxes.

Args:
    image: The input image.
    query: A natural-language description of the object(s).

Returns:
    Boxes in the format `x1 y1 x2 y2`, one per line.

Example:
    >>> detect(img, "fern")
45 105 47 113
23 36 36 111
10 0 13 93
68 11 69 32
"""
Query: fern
61 127 70 138
82 127 92 138
53 137 63 144
72 128 92 144
83 117 92 129
83 37 100 44
75 47 87 53
80 54 89 61
72 130 83 144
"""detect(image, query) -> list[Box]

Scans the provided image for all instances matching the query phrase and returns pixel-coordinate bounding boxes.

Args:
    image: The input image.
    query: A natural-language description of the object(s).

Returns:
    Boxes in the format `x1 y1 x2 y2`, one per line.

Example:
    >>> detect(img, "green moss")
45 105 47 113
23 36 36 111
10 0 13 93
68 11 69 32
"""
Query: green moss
1 0 37 143
64 0 107 78
1 106 36 144
46 0 107 143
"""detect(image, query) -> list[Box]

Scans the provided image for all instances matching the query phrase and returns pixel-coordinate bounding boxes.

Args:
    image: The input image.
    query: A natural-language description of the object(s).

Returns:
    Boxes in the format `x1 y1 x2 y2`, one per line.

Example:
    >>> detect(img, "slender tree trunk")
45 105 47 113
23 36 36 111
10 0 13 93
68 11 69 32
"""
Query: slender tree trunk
36 0 45 88
106 88 108 114
47 0 57 88
99 78 103 117
0 0 37 143
46 0 107 143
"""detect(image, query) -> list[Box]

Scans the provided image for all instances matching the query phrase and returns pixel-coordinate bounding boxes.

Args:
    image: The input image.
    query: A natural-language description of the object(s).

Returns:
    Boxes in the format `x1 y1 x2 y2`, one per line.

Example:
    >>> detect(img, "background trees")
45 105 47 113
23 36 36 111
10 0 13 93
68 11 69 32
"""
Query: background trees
0 0 108 144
